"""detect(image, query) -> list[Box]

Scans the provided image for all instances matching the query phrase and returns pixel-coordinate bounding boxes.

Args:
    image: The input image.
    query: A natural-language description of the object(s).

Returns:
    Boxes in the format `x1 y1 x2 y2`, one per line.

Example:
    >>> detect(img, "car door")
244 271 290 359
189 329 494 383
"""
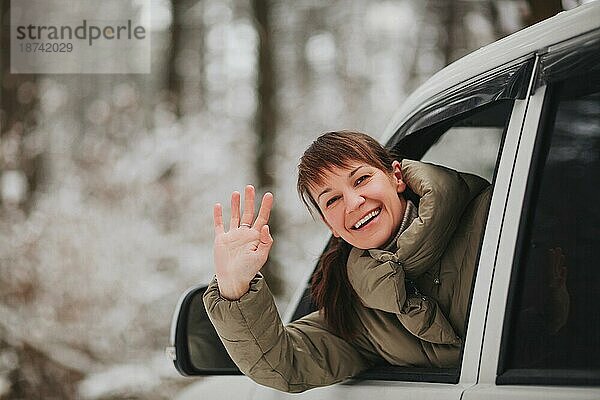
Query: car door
463 29 600 400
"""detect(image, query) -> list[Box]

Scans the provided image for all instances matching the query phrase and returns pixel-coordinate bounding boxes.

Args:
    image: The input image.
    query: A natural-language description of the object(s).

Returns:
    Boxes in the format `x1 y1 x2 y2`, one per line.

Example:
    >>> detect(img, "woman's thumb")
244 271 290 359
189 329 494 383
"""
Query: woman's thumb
258 225 273 255
261 225 273 243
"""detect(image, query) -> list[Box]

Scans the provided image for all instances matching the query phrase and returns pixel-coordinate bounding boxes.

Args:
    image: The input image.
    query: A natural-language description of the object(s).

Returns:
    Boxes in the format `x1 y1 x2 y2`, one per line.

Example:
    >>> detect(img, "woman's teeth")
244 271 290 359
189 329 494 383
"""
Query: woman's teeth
353 209 380 229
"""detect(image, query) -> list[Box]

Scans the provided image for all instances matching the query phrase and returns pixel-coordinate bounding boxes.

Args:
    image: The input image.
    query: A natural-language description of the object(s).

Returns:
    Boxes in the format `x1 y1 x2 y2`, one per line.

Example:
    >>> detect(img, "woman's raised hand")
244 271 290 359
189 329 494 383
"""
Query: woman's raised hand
213 185 274 300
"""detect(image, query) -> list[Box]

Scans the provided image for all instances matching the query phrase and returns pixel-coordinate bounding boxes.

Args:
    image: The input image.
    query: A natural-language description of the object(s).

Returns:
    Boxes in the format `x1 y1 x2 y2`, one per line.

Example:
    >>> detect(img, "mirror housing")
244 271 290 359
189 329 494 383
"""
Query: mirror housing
167 285 241 376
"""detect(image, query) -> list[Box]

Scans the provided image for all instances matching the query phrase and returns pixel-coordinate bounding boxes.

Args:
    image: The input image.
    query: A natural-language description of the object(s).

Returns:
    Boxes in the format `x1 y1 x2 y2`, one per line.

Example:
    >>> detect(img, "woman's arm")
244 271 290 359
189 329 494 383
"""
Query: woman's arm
206 186 374 392
203 275 374 392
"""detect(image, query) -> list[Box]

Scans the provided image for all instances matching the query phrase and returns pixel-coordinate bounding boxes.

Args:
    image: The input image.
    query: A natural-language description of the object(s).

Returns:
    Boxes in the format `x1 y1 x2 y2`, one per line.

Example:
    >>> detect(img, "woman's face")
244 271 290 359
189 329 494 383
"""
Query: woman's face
309 160 407 249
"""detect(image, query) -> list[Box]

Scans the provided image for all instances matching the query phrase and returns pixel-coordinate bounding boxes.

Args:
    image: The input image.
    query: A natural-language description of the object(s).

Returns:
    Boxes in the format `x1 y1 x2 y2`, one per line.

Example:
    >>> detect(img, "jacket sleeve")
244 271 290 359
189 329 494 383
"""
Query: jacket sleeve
347 250 460 345
203 274 374 393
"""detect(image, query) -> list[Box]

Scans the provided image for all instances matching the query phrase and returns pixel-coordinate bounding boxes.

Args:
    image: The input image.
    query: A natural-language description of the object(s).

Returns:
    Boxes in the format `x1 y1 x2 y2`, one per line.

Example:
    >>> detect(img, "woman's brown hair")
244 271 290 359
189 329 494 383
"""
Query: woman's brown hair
297 131 397 341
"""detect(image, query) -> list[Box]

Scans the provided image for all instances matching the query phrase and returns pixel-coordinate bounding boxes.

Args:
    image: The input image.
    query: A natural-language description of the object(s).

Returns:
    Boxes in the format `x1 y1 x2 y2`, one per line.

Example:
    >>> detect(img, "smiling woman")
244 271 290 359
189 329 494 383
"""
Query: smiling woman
202 130 492 392
300 140 407 250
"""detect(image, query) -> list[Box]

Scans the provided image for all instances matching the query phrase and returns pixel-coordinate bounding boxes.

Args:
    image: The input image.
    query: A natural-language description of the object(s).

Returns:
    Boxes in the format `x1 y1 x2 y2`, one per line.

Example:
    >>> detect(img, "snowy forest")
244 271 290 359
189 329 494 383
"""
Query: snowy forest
0 0 580 398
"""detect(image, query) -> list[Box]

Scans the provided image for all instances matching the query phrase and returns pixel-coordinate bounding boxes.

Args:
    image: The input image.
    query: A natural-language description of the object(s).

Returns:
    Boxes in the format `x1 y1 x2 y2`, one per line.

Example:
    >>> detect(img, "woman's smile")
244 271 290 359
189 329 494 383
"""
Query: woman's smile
350 207 380 230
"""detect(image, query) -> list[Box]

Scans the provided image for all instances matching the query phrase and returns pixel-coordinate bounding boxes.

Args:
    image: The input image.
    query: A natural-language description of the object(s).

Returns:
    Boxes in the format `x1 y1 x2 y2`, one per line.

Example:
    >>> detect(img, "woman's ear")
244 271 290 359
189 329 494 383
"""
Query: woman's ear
392 160 407 194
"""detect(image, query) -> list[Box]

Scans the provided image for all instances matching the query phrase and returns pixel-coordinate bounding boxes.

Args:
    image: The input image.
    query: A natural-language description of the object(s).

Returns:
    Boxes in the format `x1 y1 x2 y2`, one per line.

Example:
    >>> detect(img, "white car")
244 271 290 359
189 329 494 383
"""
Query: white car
168 3 600 399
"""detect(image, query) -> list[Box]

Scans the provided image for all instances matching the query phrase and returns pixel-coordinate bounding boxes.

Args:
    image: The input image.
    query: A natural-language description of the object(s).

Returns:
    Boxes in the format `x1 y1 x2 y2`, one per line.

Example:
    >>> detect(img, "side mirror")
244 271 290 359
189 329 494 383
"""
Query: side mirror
166 285 241 376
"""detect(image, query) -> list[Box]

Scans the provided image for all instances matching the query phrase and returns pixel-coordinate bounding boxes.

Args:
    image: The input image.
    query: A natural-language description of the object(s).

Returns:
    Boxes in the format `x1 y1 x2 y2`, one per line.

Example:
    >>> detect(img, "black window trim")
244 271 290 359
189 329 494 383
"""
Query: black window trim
388 56 534 150
535 28 600 91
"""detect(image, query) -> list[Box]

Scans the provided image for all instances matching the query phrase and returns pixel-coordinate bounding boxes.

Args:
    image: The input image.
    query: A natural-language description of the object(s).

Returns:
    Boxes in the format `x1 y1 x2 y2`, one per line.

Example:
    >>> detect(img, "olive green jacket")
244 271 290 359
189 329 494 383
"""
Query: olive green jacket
203 160 491 393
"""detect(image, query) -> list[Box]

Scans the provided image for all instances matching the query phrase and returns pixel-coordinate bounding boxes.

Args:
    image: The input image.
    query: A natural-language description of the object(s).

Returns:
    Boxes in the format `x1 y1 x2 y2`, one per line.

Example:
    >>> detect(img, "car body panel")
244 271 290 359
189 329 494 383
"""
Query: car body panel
175 376 257 400
253 380 471 400
463 384 600 400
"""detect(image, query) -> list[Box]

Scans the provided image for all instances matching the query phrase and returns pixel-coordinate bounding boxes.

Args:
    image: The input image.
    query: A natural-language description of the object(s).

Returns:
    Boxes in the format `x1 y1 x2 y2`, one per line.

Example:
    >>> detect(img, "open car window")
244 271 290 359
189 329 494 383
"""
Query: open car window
291 96 515 383
418 101 511 182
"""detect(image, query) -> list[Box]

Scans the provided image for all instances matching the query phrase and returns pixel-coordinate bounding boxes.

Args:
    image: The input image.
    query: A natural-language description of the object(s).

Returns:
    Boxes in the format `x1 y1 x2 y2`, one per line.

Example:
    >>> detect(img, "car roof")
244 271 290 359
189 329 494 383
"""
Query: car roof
380 1 600 143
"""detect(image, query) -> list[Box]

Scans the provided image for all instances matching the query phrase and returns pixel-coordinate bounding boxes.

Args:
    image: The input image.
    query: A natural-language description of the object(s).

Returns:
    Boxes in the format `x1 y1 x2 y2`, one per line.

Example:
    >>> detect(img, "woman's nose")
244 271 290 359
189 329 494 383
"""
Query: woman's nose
345 191 365 213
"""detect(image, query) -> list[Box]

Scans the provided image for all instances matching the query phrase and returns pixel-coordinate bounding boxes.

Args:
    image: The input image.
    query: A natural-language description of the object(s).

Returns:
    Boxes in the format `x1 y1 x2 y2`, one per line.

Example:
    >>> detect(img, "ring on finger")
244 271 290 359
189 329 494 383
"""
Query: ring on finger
240 223 252 228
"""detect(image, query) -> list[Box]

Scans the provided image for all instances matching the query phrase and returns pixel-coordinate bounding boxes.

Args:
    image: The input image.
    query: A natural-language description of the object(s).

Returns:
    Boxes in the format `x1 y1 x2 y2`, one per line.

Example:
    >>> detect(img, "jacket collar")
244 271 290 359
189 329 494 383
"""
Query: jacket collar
382 199 418 252
351 160 489 279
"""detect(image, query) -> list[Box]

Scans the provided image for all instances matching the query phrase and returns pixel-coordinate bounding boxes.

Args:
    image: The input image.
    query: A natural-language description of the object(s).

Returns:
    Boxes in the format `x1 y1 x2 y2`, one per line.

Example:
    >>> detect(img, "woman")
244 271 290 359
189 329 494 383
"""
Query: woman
204 131 491 392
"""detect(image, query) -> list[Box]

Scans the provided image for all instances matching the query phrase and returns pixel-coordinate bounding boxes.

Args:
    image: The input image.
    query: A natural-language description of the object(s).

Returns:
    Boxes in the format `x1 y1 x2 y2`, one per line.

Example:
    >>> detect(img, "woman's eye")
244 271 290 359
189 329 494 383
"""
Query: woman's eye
326 196 339 207
355 175 370 186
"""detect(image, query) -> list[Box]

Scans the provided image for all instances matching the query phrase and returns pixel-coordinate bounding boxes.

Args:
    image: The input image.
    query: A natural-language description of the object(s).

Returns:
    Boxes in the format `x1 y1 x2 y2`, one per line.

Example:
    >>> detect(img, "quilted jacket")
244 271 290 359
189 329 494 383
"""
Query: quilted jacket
203 160 491 392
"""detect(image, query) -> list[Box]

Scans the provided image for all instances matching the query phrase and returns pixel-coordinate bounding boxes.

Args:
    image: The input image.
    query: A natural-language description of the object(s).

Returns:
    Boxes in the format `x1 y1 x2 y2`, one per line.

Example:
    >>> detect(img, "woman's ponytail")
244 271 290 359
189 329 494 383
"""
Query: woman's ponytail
311 237 358 341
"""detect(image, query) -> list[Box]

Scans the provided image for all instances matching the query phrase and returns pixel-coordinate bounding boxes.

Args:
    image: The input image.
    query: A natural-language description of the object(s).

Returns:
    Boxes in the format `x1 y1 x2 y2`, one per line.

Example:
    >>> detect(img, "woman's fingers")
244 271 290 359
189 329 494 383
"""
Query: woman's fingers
253 192 273 229
240 185 255 227
214 203 225 235
223 187 271 232
229 191 241 230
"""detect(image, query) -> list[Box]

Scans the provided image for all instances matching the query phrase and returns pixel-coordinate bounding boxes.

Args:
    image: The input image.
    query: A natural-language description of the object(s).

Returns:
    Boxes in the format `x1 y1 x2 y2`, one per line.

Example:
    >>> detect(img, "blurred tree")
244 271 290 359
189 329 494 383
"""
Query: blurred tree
488 0 506 39
0 0 42 214
167 0 185 116
406 0 524 92
0 332 83 400
406 0 469 91
252 0 281 294
168 0 206 116
185 0 206 113
525 0 563 25
441 0 458 66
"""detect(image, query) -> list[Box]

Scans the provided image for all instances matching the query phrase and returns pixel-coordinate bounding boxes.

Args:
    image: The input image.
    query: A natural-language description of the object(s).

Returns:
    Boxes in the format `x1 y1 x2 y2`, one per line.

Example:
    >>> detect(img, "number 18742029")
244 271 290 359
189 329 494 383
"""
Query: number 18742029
19 42 73 53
